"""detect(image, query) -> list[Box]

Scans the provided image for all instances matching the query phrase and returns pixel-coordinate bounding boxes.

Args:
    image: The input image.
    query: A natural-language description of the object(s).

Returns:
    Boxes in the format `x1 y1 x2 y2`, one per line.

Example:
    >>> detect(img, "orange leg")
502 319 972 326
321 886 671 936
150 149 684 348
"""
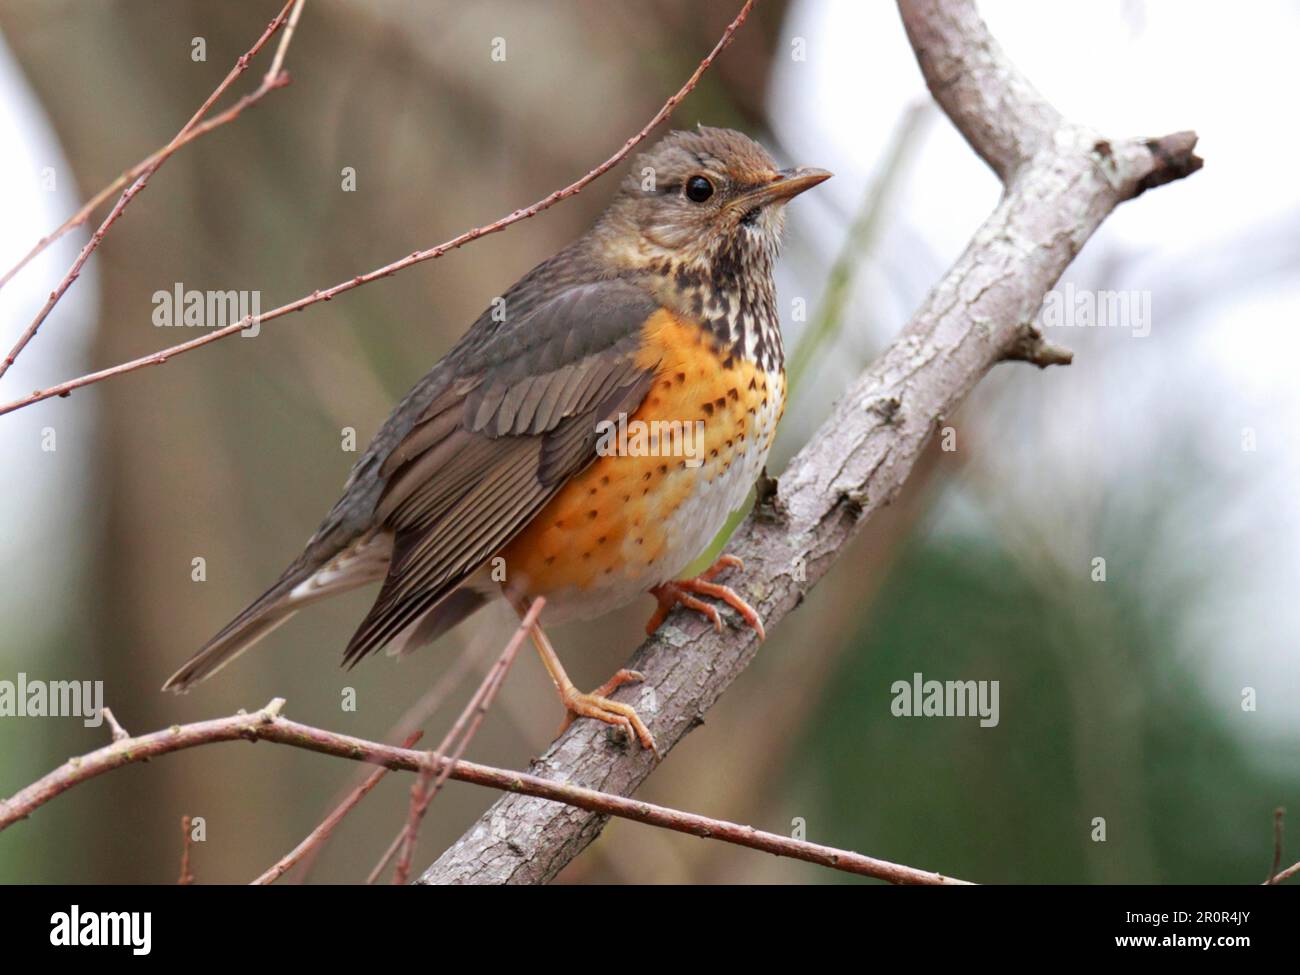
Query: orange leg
511 598 658 758
646 555 766 641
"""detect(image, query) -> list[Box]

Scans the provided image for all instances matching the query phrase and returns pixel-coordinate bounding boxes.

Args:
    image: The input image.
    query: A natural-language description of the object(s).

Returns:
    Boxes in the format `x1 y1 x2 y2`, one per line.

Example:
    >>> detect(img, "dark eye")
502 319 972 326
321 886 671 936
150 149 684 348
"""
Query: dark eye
685 175 714 203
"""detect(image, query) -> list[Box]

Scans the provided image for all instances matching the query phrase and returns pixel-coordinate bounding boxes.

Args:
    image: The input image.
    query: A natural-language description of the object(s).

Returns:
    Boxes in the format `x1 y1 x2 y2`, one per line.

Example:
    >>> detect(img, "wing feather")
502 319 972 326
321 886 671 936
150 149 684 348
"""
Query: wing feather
342 280 661 663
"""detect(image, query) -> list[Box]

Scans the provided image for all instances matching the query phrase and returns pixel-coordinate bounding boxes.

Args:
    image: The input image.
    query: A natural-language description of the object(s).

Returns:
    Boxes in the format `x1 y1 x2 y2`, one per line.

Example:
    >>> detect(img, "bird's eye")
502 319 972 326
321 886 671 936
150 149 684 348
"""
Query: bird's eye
684 175 714 203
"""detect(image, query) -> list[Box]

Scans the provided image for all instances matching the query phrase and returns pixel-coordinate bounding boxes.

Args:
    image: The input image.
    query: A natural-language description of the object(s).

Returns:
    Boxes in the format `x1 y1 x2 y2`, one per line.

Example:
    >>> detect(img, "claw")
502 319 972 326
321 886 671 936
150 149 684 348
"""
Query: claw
647 555 765 640
510 597 659 758
558 673 658 758
590 668 646 698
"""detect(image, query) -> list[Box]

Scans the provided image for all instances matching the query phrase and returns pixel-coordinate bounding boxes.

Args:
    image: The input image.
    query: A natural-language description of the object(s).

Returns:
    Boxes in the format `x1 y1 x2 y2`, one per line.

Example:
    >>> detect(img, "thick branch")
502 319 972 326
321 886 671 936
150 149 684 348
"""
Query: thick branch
417 0 1201 885
897 0 1060 180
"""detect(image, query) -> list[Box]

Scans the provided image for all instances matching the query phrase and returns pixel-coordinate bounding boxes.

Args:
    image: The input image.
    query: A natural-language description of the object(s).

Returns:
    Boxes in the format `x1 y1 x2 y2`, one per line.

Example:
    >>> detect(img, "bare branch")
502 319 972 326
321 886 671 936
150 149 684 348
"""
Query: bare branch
0 0 756 417
100 706 130 742
290 637 477 882
252 729 422 886
0 0 303 380
1004 323 1074 369
382 597 542 885
178 815 196 885
263 0 307 84
0 700 967 884
1265 807 1286 885
896 0 1060 181
1269 861 1300 886
416 0 1202 885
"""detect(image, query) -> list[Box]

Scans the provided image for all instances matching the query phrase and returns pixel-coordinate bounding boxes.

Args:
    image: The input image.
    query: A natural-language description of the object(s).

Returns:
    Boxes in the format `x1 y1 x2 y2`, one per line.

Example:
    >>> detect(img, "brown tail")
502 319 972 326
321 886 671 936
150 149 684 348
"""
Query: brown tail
163 566 312 692
163 535 392 692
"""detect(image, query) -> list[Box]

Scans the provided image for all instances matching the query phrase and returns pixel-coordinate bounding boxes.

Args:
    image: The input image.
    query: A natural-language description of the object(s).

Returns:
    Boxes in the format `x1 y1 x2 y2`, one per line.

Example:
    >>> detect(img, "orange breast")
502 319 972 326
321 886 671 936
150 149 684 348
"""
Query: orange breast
498 308 783 612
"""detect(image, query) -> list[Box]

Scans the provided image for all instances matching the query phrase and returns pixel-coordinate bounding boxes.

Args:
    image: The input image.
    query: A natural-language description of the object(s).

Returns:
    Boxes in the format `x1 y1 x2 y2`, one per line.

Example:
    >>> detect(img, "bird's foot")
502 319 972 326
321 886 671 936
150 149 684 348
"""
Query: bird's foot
558 669 658 757
646 555 766 640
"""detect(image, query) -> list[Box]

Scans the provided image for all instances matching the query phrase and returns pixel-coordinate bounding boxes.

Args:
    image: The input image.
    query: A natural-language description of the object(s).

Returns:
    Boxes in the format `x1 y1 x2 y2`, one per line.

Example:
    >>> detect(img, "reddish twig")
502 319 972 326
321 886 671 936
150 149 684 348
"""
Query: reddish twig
0 0 305 380
178 814 196 885
252 729 423 886
1263 811 1294 883
1267 807 1283 883
0 0 755 417
263 0 307 83
290 645 477 883
0 697 968 884
380 597 543 885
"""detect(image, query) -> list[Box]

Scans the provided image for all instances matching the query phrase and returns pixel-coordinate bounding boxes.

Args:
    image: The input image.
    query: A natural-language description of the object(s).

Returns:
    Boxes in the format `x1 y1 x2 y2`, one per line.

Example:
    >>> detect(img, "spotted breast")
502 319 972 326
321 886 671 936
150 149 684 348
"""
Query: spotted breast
497 308 784 622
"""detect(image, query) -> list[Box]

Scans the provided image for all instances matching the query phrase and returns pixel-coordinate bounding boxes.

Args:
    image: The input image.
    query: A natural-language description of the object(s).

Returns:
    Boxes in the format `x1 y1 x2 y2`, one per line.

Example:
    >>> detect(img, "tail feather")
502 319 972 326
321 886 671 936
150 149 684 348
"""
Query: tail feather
162 598 300 692
384 587 488 658
163 533 392 692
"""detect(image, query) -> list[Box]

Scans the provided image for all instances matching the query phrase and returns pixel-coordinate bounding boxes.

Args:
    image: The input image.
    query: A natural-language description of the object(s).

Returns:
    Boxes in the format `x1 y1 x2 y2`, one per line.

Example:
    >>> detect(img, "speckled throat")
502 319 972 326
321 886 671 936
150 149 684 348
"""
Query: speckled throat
639 236 783 375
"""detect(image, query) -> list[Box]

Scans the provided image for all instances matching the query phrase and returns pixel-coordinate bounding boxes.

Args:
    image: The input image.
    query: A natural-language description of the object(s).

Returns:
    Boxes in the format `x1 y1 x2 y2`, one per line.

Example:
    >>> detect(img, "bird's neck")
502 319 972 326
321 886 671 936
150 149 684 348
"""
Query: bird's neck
598 234 784 374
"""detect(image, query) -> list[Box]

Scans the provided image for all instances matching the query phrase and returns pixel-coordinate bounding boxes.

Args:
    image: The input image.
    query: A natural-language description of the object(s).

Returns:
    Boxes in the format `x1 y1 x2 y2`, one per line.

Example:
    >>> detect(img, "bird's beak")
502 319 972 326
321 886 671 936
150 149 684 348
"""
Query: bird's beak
737 166 833 208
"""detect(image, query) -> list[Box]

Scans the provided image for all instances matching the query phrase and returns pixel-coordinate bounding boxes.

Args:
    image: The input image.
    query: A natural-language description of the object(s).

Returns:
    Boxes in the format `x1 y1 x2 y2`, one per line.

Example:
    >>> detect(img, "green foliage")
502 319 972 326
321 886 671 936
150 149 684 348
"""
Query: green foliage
794 529 1292 884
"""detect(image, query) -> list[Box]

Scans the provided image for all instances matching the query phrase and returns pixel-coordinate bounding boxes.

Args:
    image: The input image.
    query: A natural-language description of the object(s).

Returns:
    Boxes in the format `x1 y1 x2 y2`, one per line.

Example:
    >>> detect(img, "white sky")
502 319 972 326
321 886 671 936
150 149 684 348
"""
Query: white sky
0 30 98 656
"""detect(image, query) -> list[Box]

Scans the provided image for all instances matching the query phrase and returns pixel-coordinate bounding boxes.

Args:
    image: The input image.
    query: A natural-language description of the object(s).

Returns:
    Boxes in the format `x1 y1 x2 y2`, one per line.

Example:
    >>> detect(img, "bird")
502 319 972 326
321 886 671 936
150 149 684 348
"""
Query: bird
164 126 830 756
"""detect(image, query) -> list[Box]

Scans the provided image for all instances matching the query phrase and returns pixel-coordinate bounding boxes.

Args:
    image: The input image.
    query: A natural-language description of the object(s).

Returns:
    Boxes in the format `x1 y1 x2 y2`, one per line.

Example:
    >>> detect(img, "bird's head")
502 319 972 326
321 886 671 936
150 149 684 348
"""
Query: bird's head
594 126 830 275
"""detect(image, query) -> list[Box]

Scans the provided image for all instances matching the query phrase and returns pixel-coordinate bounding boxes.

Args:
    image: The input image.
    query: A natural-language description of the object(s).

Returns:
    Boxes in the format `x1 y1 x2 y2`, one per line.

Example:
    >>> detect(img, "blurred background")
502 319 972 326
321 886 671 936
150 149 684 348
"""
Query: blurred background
0 0 1296 884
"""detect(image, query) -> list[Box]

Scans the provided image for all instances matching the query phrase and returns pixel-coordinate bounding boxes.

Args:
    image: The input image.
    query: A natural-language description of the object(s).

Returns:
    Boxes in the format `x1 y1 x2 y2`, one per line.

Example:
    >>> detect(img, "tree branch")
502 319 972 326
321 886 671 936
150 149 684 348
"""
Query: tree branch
178 814 197 885
1269 861 1300 886
1263 807 1297 885
416 0 1202 884
383 597 541 885
0 700 967 884
252 730 423 886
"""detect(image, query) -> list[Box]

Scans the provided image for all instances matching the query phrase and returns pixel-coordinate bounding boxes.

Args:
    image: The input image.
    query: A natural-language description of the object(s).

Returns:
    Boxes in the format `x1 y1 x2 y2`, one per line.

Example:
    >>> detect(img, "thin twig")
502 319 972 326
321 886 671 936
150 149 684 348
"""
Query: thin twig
178 814 196 885
100 707 130 742
291 644 477 882
0 0 304 380
1269 860 1300 885
252 728 421 886
0 698 968 884
0 70 293 307
379 597 543 885
0 0 755 417
1265 807 1285 884
263 0 307 84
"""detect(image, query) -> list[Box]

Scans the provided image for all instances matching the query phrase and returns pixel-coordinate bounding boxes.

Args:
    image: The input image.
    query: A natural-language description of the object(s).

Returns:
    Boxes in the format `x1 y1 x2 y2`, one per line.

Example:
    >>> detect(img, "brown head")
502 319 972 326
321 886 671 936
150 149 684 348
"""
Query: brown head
593 126 830 275
588 127 829 370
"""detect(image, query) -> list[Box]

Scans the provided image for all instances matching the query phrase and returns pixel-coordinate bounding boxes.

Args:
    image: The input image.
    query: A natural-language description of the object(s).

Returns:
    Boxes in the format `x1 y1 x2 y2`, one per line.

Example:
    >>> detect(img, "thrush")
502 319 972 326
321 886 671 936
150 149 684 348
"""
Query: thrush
164 126 830 755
